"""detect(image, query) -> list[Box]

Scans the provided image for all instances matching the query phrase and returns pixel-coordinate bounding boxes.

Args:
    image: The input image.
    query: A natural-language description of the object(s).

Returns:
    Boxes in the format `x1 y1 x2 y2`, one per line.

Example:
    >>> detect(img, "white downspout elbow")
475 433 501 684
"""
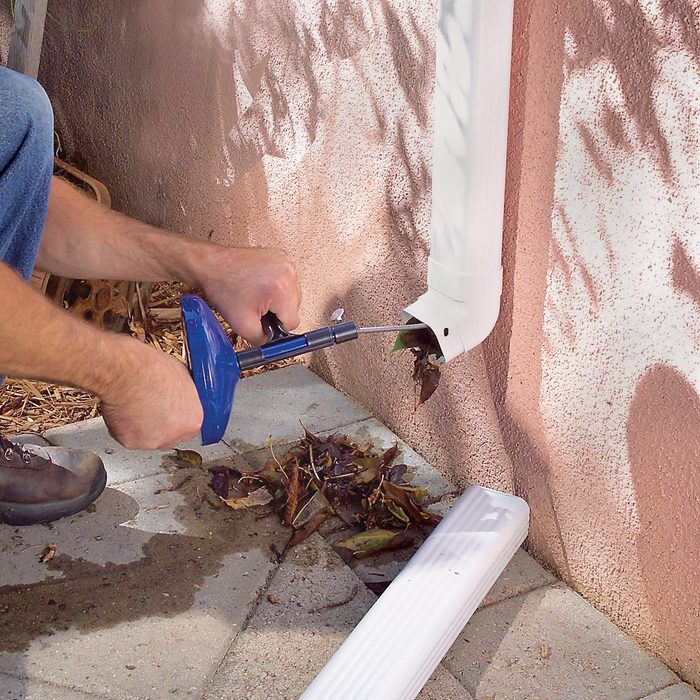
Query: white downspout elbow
404 0 515 362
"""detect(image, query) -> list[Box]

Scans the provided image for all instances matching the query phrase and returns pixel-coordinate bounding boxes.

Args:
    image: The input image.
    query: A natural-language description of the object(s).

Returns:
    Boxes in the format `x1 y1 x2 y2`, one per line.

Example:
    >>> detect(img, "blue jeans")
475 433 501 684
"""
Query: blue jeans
0 66 54 279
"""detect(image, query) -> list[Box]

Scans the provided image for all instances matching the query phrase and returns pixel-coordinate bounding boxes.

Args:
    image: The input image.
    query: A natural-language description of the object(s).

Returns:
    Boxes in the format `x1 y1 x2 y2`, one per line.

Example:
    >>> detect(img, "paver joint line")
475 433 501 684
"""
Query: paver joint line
640 682 700 699
200 460 290 697
225 415 378 455
200 539 298 699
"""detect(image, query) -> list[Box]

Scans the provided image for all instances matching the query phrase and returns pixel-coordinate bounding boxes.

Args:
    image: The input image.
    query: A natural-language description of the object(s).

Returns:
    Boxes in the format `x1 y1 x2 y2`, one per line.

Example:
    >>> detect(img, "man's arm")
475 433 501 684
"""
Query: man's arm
0 262 202 449
38 177 301 344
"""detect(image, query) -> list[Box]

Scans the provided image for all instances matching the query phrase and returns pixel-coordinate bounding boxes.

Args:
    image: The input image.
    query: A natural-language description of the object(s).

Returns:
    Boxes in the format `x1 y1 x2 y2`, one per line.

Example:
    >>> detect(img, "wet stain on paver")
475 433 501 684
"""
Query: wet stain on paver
225 437 261 454
0 468 289 653
0 533 229 652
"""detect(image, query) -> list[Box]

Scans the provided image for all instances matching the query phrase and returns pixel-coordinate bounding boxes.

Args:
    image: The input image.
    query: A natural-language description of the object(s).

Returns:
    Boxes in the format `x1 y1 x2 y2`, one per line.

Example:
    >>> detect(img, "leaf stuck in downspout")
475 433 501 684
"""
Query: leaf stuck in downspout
393 325 443 406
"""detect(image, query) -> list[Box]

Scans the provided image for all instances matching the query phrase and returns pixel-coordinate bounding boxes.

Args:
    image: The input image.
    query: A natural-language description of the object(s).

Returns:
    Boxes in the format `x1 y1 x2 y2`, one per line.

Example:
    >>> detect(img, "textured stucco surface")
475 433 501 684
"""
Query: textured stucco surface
37 0 512 492
36 0 699 687
0 3 12 64
485 0 700 687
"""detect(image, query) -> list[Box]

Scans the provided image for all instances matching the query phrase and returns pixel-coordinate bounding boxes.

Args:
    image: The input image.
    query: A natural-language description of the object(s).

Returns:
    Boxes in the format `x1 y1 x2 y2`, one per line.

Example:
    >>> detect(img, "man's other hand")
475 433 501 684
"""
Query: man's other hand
100 337 203 450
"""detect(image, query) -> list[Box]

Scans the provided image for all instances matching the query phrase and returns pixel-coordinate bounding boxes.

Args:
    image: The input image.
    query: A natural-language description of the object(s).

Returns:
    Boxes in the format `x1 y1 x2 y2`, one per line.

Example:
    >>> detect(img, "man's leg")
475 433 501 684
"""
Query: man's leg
0 68 107 526
0 65 54 279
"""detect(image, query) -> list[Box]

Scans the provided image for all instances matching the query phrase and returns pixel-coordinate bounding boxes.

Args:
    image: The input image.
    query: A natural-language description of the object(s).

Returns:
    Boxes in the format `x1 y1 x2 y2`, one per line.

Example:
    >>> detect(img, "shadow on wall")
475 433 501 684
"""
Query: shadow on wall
199 0 504 495
487 0 700 686
311 253 516 496
40 0 444 454
40 0 434 252
205 0 433 262
628 365 700 682
42 0 490 493
482 0 572 582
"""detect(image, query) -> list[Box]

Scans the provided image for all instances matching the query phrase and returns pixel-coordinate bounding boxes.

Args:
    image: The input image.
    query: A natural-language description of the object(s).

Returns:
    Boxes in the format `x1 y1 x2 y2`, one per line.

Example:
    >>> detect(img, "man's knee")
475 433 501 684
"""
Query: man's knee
0 67 54 157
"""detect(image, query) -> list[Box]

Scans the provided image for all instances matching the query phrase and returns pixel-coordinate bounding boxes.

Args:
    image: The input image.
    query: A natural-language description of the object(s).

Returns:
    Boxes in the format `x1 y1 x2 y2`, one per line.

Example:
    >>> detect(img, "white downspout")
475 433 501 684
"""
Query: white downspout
404 0 515 361
300 487 529 700
301 5 525 700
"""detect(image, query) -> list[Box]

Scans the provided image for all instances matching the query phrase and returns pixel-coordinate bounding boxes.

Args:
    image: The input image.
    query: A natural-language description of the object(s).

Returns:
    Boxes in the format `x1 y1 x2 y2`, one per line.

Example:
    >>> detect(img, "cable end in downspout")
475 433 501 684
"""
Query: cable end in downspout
404 263 503 362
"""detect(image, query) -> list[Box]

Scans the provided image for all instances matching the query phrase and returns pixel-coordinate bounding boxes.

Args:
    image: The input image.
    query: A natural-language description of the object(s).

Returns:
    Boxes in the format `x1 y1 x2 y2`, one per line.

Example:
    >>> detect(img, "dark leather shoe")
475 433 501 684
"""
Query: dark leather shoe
0 434 106 525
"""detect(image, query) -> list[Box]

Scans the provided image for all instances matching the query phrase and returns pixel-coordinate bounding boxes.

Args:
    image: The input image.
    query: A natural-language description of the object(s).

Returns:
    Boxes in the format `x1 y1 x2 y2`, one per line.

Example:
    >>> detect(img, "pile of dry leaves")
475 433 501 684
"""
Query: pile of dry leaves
207 428 441 557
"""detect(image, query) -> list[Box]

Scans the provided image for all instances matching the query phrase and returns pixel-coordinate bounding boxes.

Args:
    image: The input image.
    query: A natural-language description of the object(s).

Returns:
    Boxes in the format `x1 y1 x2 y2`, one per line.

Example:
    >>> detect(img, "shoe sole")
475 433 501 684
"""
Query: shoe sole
0 465 108 526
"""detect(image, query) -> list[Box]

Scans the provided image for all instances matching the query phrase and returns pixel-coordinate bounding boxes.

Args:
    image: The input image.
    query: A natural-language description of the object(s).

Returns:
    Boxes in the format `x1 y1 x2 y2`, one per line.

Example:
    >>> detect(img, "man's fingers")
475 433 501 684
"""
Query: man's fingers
274 304 300 333
272 279 301 332
237 313 269 346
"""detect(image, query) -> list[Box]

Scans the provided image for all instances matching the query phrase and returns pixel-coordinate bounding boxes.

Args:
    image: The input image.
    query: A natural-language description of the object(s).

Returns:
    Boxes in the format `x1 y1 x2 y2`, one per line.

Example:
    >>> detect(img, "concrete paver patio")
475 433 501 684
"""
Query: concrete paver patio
0 365 695 700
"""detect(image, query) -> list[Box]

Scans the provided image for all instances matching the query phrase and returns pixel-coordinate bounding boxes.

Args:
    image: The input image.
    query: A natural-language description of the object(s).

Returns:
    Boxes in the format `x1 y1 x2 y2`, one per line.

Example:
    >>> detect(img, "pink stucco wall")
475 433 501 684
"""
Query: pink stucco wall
37 0 699 685
488 0 700 685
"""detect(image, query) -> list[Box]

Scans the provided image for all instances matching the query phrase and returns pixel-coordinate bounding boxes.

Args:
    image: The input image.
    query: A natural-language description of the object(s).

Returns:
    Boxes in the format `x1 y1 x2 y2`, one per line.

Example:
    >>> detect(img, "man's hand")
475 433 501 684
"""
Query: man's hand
197 247 301 345
0 263 203 451
13 179 302 451
99 337 203 450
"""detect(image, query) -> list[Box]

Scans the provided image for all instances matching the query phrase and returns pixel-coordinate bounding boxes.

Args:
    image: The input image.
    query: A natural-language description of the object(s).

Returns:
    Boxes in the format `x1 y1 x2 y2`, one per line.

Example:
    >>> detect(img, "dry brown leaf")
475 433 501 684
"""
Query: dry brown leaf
393 326 442 407
413 354 441 407
39 544 56 563
128 320 147 343
292 489 331 527
221 486 273 510
382 481 441 527
386 500 410 523
288 512 328 547
208 466 231 499
353 466 380 485
253 461 284 486
336 529 413 558
284 462 301 526
171 449 203 468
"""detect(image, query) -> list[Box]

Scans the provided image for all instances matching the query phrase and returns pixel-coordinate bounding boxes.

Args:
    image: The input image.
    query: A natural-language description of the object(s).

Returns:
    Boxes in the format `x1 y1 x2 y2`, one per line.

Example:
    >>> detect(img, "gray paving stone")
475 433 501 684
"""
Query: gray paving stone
0 486 147 587
420 675 474 700
347 545 556 611
203 533 472 700
115 455 251 539
0 456 251 587
443 584 677 700
0 537 284 698
44 417 236 486
480 548 557 609
644 684 700 699
0 467 290 699
0 675 101 699
222 364 370 452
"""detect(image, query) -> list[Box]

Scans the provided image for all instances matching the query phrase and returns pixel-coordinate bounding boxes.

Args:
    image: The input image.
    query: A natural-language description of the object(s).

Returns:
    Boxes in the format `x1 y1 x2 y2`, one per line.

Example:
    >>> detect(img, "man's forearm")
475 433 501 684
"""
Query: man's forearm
36 176 217 285
0 261 136 397
38 175 301 344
